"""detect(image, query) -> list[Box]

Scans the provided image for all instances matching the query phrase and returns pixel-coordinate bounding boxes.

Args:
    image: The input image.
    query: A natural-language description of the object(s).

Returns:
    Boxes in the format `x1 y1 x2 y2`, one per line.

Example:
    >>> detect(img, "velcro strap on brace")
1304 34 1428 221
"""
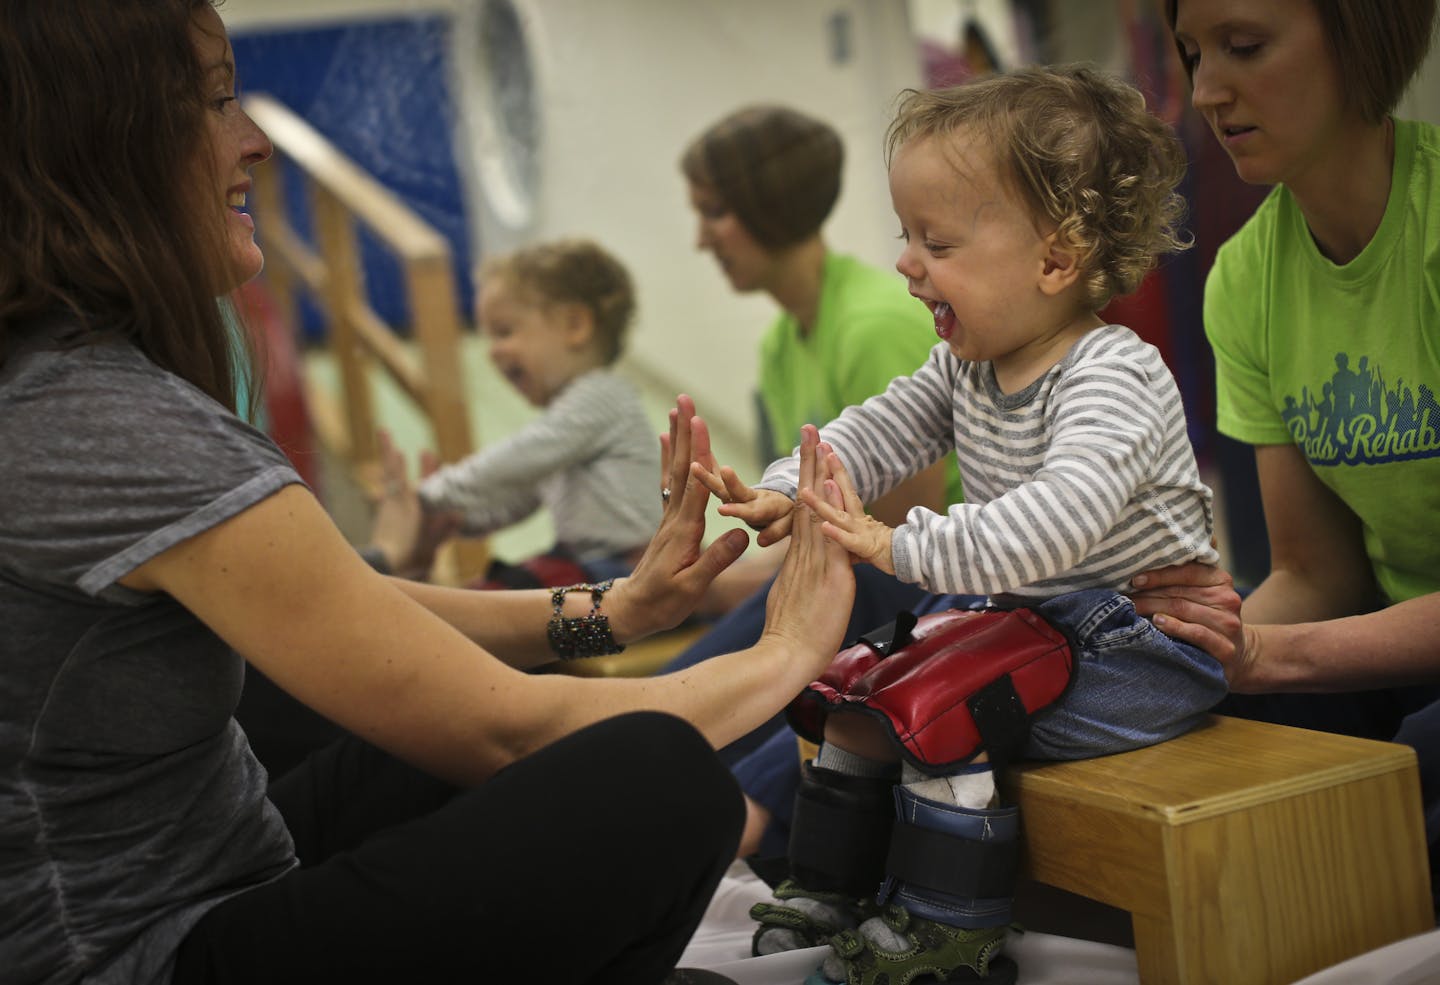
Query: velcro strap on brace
883 814 1019 900
788 762 895 897
788 607 1074 772
855 610 918 656
966 675 1030 767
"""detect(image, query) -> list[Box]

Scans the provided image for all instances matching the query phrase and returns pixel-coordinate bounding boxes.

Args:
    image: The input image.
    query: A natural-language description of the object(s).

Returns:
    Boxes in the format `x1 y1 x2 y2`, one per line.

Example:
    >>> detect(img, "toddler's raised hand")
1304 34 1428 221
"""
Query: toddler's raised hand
800 444 896 575
687 424 797 547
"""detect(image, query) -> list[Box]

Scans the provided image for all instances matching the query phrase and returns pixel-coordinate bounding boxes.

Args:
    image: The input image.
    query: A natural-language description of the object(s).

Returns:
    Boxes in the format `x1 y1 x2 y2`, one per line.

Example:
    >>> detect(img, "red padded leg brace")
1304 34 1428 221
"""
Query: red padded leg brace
788 608 1073 772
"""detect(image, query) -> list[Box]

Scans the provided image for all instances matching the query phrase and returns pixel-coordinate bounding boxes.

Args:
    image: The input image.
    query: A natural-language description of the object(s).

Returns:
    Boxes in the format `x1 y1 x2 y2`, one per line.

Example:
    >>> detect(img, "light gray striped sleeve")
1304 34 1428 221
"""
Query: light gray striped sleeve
418 371 625 536
756 345 956 500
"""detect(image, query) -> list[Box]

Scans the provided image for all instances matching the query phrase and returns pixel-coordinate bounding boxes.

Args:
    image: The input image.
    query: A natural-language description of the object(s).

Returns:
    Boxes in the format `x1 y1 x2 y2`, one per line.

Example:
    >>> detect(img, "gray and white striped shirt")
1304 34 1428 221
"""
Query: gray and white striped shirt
758 325 1217 602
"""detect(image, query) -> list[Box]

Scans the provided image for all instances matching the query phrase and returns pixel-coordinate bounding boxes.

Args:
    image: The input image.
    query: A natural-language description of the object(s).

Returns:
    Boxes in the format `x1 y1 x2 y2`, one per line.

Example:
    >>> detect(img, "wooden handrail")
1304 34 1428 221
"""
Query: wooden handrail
247 94 449 263
243 92 486 579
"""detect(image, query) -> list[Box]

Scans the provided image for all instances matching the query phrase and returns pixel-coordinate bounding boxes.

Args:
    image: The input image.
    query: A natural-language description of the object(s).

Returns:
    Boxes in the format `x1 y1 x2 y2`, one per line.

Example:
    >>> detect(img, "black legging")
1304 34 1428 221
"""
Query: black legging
174 712 744 984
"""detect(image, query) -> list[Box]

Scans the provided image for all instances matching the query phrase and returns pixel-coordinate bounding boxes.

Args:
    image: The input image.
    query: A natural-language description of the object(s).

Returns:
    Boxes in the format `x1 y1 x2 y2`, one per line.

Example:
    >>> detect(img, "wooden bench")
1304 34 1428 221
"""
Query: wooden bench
1003 714 1433 984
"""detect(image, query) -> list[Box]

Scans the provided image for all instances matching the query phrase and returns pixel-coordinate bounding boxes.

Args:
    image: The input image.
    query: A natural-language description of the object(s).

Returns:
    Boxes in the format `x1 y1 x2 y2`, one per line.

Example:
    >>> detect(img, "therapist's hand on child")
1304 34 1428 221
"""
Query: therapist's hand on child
797 436 897 575
1129 561 1252 687
612 394 751 641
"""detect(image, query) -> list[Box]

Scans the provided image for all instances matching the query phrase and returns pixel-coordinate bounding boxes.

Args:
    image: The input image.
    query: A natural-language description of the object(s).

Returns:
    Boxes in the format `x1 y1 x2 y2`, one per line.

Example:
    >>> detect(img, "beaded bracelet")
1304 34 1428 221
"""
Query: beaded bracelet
546 579 626 660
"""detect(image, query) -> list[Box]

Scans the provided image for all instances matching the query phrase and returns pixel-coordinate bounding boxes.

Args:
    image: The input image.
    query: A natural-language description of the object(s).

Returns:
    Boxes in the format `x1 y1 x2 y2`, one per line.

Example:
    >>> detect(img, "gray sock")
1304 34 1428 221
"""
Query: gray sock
754 893 863 956
821 912 912 981
758 745 896 956
815 742 899 779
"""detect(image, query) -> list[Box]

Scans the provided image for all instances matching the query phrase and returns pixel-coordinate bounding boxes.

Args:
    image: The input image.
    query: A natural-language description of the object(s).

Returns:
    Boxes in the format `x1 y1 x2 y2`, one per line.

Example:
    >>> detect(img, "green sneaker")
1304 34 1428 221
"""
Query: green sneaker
749 879 875 957
815 904 1017 985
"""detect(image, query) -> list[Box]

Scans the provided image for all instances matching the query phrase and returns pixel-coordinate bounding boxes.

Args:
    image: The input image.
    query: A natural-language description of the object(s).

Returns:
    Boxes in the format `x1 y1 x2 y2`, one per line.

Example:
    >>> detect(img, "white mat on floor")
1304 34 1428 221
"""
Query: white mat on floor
679 862 1440 985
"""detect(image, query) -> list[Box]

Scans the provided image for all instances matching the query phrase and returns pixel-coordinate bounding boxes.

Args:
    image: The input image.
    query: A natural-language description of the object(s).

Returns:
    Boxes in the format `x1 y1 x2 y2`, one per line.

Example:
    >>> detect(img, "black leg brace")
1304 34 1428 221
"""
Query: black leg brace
788 759 897 898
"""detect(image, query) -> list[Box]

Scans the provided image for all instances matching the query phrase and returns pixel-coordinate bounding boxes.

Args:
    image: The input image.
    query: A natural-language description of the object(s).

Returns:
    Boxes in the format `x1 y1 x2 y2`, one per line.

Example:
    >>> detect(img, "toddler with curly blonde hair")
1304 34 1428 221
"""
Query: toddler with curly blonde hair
703 65 1228 985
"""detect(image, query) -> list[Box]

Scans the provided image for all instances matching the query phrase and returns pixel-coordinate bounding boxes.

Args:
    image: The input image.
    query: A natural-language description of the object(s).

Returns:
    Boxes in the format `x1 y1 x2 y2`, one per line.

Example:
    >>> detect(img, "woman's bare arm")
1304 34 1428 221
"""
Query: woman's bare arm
119 404 856 786
1131 446 1435 692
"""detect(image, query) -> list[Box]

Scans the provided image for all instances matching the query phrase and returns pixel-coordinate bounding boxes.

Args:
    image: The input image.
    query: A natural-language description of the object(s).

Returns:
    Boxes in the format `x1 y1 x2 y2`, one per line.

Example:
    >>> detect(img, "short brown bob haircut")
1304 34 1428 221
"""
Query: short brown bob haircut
1164 0 1438 125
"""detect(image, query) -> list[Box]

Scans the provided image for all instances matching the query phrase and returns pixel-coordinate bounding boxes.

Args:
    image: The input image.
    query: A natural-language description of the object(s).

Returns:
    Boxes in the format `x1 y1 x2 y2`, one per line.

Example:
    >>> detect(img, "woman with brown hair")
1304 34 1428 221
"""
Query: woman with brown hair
1134 0 1440 913
0 3 858 982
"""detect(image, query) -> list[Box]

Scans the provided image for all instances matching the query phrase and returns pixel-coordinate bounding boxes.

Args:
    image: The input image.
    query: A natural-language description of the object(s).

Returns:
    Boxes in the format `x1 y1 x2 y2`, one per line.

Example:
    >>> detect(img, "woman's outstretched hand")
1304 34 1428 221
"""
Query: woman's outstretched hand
1129 561 1258 689
608 395 750 642
760 424 857 676
798 436 895 574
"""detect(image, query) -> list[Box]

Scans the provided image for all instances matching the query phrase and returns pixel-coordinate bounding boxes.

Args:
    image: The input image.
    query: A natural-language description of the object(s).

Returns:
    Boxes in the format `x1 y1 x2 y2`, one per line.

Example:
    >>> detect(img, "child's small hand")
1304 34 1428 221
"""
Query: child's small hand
685 416 798 547
717 488 796 547
799 444 896 575
686 419 761 510
370 430 461 579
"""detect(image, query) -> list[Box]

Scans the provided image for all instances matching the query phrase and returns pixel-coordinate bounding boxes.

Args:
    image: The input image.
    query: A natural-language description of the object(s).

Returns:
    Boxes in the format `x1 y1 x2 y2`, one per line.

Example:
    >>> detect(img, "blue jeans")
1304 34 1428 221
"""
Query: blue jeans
907 589 1227 760
1022 588 1229 760
729 586 1227 855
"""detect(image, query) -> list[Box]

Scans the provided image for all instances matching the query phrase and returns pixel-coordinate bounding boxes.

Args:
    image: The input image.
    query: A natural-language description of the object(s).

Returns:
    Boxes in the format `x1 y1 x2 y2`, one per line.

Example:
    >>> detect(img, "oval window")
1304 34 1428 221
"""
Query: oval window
456 0 539 230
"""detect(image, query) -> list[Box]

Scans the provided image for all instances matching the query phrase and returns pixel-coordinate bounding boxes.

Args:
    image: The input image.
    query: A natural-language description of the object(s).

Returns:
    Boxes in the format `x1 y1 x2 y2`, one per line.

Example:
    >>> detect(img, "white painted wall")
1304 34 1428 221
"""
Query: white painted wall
1400 47 1440 126
219 0 1439 455
223 0 922 452
449 0 924 452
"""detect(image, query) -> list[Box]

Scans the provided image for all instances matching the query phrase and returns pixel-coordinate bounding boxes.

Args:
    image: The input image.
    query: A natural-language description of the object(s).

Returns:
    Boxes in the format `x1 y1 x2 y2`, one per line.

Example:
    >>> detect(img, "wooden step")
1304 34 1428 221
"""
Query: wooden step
1004 714 1433 984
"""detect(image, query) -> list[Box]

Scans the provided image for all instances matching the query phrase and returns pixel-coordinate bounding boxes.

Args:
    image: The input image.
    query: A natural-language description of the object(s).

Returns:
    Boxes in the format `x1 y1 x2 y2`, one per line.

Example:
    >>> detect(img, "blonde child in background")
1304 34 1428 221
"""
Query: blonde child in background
371 238 660 589
701 66 1228 985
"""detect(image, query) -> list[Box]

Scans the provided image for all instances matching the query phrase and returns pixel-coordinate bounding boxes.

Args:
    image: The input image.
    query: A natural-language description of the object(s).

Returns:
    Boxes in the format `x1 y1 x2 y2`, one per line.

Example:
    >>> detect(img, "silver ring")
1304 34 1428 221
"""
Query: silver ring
661 487 671 505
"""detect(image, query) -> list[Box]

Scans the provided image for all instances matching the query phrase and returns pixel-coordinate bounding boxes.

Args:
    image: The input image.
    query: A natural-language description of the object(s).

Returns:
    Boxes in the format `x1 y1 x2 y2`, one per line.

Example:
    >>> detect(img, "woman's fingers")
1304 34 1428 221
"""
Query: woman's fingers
761 436 856 666
618 397 745 638
670 395 696 500
659 394 702 514
1127 561 1250 684
795 425 820 500
690 412 721 476
1131 560 1233 591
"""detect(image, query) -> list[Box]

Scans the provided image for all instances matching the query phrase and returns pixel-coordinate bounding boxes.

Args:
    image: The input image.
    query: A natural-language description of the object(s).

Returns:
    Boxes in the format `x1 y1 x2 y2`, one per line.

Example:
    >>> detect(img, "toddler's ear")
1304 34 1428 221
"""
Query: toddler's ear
1038 231 1086 297
561 302 597 349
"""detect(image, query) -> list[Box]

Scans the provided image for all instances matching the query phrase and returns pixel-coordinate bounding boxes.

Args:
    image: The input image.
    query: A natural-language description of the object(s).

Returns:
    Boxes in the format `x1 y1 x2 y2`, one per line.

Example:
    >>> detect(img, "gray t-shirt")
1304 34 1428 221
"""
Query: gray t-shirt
0 321 300 985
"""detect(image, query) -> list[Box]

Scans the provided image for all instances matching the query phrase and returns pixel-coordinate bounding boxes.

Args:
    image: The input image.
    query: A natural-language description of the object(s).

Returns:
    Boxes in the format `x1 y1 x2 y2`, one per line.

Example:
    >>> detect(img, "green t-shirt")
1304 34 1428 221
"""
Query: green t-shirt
756 252 964 505
1205 118 1440 604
